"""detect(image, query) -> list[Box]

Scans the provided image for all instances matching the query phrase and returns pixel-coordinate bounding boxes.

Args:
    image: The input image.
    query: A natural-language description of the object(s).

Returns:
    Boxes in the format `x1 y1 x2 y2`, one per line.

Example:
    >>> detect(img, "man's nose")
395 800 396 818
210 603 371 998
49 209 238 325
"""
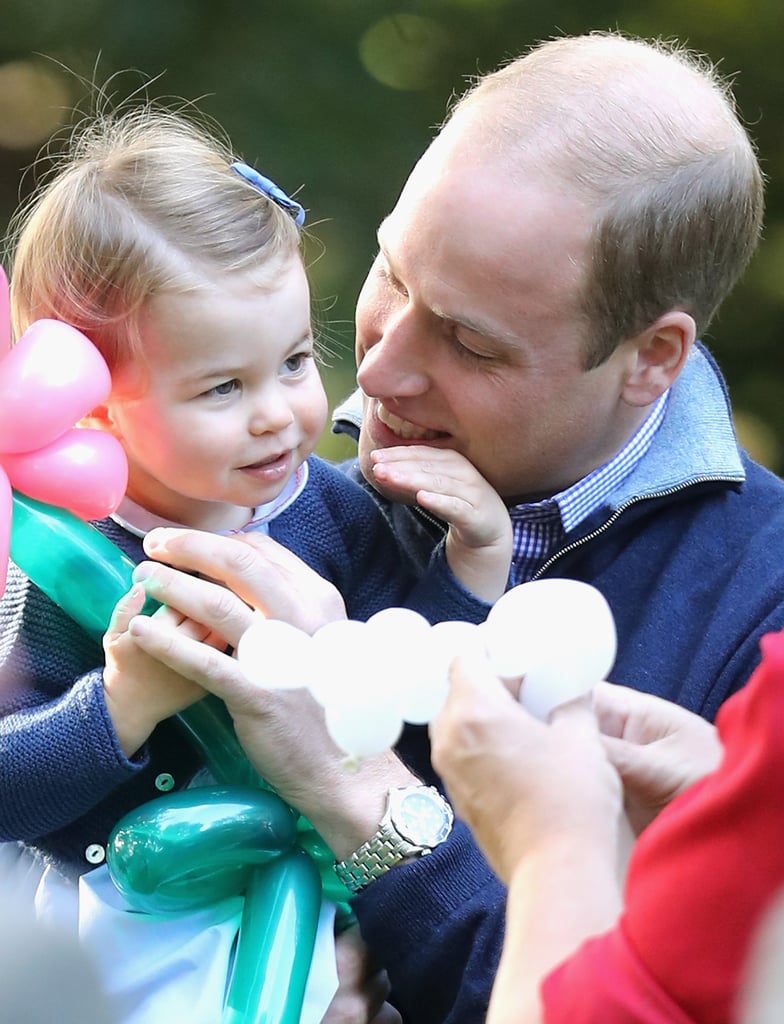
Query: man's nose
357 308 430 397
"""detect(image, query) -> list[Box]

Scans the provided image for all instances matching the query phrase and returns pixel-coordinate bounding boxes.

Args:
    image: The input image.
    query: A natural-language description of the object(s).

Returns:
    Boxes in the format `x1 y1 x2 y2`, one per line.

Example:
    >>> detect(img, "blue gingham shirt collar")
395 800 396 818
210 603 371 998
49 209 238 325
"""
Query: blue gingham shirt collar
555 390 669 531
508 391 669 582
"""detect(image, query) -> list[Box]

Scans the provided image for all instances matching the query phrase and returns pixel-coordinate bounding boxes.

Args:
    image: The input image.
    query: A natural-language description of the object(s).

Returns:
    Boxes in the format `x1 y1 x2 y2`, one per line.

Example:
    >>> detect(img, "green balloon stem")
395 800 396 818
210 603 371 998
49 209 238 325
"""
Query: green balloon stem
9 489 354 1019
178 697 354 910
9 492 140 643
223 850 321 1024
178 696 266 790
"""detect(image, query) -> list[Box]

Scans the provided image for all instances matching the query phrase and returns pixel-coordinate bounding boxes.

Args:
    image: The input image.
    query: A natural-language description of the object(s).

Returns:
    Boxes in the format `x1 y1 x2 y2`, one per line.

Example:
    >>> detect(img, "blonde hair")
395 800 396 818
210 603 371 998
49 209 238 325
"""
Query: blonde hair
7 104 303 371
446 32 764 366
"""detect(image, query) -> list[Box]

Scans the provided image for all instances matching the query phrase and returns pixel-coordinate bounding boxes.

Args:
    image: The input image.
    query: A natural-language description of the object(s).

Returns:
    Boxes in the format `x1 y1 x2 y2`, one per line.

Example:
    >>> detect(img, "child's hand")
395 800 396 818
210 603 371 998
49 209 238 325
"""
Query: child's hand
370 446 512 602
102 584 213 758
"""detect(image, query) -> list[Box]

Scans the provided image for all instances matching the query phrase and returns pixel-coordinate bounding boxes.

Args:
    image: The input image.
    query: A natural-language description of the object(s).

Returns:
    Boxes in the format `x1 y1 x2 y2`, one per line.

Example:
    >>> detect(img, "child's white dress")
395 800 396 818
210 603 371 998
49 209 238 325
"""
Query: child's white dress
0 840 338 1023
1 471 340 1020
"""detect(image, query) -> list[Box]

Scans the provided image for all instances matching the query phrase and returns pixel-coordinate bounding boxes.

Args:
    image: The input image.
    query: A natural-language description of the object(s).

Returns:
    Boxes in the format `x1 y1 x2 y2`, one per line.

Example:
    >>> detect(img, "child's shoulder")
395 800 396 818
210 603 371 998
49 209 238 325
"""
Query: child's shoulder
278 456 392 540
303 455 376 504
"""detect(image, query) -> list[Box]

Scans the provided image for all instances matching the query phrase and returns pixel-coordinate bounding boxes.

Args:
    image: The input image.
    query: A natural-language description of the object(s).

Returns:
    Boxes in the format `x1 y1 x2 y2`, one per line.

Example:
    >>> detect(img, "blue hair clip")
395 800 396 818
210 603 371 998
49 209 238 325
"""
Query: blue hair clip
231 161 306 227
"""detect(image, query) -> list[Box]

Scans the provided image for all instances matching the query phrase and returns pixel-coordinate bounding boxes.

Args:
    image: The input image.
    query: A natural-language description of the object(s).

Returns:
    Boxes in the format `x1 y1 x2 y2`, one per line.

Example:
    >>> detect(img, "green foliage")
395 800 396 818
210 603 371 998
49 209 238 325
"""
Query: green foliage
1 0 782 467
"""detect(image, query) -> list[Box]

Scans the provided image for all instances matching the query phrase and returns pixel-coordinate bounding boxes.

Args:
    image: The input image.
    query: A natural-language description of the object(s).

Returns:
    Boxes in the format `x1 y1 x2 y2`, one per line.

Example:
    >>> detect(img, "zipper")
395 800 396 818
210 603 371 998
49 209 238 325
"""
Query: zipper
412 473 738 580
531 474 738 580
414 505 449 535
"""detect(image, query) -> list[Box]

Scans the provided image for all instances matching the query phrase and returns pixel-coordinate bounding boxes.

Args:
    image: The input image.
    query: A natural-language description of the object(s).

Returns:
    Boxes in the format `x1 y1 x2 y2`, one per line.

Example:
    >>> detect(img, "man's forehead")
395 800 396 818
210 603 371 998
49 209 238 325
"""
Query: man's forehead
374 215 525 347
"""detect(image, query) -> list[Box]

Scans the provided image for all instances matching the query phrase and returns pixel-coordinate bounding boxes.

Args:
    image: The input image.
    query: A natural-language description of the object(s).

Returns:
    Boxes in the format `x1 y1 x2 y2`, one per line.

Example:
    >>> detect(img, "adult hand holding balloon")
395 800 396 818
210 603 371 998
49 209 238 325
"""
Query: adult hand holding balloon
235 578 618 762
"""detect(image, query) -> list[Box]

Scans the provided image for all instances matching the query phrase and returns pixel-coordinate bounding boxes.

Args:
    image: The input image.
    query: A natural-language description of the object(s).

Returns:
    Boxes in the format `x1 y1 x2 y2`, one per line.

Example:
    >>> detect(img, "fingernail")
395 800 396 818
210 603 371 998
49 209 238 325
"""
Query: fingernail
143 527 171 552
128 617 149 638
132 563 153 582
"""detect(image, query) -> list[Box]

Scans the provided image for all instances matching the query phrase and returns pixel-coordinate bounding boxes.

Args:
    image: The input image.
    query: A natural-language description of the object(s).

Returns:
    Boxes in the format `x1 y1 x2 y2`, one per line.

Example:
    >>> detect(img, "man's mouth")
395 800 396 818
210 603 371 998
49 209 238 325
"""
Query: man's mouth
376 403 446 441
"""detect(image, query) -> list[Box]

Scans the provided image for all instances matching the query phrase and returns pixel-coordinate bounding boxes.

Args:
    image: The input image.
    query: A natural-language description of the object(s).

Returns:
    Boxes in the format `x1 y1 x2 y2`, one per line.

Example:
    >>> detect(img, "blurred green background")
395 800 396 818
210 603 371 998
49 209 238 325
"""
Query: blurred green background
2 1 783 469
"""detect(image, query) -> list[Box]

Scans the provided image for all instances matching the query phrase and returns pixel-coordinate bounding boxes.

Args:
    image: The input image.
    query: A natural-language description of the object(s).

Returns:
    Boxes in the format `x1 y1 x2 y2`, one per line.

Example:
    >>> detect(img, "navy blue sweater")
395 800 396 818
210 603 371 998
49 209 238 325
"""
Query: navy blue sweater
332 346 784 1024
0 455 489 877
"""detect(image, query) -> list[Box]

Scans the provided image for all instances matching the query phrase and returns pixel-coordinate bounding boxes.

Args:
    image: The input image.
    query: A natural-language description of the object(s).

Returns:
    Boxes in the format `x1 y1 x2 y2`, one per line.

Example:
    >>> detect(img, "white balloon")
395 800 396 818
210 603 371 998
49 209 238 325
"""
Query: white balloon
399 674 450 725
325 701 404 759
308 619 377 707
392 619 485 725
235 614 315 690
362 608 436 722
365 606 432 638
482 580 616 718
365 608 430 689
429 620 486 668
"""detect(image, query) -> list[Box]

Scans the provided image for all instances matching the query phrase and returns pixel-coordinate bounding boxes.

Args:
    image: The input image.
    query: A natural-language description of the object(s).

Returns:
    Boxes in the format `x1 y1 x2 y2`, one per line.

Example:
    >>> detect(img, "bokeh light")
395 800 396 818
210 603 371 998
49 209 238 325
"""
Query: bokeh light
359 15 455 91
0 61 72 150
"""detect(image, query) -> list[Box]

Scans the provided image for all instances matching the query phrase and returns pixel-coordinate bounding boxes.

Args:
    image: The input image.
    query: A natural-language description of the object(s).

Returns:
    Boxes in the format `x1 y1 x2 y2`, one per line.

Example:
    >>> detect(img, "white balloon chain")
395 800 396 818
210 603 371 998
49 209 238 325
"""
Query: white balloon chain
235 578 617 762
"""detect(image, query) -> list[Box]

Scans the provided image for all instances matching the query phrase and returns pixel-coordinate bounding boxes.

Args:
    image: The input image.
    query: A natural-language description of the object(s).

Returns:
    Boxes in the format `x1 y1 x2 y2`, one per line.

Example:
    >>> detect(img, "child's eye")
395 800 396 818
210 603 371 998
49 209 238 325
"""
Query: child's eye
205 379 240 397
281 352 312 376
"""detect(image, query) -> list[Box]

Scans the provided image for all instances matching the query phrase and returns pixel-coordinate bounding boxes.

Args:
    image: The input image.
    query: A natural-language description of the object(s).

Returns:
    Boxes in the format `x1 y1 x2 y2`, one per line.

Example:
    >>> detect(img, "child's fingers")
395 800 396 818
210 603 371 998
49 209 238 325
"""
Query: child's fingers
416 489 477 525
371 444 464 467
104 584 148 643
149 602 228 649
371 446 469 484
373 461 469 503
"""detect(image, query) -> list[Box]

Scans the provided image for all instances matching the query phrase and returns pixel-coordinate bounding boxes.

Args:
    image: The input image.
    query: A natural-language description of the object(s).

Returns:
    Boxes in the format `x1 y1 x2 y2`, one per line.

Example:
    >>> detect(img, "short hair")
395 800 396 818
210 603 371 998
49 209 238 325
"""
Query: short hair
7 104 302 371
449 32 764 367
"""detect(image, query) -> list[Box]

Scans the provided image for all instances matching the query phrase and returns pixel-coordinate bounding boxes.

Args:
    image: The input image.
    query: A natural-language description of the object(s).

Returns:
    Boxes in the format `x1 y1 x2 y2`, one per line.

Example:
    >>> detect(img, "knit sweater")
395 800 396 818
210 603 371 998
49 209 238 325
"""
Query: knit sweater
0 455 489 877
332 345 784 1024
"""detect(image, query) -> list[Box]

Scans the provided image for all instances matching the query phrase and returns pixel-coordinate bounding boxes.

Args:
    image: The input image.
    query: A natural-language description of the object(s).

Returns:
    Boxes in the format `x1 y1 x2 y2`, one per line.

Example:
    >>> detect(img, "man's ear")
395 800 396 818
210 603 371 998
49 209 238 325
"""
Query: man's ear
621 311 695 408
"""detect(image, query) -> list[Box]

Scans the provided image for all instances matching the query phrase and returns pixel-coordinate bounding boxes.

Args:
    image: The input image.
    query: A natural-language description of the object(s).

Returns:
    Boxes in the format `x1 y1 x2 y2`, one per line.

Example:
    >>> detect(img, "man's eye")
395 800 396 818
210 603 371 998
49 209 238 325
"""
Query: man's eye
378 263 408 298
452 337 495 363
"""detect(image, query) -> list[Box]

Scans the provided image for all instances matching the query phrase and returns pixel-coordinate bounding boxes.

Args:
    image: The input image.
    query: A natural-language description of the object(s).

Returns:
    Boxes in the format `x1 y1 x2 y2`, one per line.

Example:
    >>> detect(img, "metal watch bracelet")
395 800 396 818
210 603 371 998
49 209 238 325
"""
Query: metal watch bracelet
334 823 421 894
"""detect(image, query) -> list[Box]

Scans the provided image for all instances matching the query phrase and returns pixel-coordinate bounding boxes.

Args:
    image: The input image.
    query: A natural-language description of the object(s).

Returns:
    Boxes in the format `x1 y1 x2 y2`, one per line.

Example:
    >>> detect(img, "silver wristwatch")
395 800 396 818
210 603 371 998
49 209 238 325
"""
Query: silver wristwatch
334 785 454 894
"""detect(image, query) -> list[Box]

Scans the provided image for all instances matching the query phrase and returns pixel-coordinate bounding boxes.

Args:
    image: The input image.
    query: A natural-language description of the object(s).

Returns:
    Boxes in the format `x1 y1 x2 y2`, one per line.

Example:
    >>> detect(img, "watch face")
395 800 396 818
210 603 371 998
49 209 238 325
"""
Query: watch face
395 789 453 847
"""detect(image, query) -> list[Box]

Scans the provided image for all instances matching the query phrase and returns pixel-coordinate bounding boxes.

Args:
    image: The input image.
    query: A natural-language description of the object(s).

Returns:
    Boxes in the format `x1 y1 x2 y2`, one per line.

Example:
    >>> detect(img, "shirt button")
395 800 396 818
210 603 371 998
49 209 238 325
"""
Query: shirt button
155 772 175 792
85 844 105 865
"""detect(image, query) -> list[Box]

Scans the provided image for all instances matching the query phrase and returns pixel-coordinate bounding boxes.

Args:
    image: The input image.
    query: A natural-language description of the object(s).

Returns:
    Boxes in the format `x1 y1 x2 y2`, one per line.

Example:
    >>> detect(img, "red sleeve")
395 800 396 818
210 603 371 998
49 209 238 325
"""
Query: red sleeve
543 628 784 1024
541 924 695 1024
620 629 784 1023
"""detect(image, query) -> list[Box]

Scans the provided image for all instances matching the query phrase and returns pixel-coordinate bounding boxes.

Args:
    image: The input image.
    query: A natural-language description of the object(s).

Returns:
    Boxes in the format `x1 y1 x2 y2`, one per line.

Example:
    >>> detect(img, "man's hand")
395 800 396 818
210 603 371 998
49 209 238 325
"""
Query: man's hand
126 529 419 855
322 927 402 1024
591 681 723 833
142 527 348 635
430 653 623 885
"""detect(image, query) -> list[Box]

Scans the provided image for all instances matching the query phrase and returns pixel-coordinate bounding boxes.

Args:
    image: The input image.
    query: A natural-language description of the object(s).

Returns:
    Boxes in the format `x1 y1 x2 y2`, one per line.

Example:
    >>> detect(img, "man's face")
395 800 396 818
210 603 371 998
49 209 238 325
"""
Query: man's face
354 132 644 506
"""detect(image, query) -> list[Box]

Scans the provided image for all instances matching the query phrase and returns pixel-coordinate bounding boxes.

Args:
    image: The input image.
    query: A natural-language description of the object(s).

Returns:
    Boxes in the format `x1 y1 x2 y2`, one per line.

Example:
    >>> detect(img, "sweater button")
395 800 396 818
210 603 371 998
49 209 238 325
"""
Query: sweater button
155 772 175 792
85 843 105 865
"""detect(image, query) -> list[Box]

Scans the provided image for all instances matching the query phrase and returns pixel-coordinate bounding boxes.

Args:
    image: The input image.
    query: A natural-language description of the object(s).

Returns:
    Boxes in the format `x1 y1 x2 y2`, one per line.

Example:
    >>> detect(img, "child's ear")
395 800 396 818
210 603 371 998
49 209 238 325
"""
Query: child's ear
621 311 695 408
79 403 120 437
